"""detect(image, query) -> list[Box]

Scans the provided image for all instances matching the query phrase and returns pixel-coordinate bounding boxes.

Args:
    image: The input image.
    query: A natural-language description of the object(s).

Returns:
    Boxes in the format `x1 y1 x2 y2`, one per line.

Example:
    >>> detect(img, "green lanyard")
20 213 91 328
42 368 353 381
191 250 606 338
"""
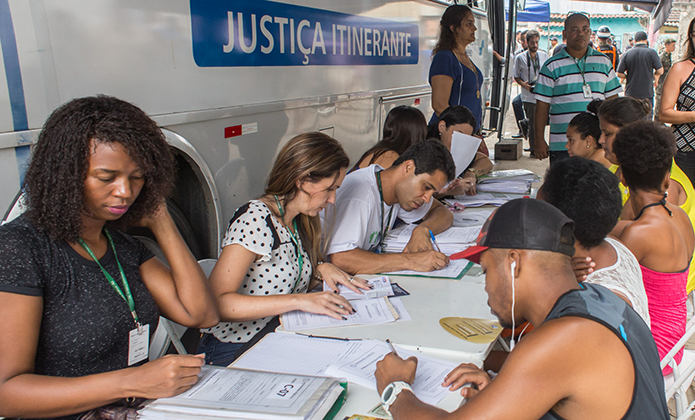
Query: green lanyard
375 171 394 253
273 195 304 280
573 54 588 85
78 230 141 330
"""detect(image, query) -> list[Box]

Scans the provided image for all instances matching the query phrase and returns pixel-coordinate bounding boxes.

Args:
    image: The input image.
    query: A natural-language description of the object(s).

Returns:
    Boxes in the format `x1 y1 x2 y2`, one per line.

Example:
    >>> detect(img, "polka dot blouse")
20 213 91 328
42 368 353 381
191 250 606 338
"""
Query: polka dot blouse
202 200 312 343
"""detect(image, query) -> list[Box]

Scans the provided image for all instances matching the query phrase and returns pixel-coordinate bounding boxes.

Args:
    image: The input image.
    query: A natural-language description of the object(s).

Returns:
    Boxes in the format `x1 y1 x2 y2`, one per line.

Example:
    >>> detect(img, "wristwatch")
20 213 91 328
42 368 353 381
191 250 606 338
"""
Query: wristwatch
380 381 412 414
465 167 480 177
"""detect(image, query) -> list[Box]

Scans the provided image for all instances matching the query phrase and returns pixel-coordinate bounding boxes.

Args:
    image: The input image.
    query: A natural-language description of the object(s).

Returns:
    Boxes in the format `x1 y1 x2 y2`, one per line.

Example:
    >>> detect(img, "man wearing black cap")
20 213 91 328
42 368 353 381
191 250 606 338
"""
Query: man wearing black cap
617 31 663 119
375 199 668 419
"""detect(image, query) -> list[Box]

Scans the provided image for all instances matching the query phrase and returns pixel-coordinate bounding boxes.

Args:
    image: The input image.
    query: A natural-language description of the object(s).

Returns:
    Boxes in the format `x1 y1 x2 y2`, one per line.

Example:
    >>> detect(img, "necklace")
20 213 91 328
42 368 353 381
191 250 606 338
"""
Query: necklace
454 48 480 99
634 192 672 220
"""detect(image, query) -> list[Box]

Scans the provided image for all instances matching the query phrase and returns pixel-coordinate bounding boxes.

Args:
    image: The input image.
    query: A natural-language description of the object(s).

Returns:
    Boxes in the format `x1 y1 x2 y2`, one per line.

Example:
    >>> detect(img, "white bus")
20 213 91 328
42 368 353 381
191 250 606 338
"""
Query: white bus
0 0 512 258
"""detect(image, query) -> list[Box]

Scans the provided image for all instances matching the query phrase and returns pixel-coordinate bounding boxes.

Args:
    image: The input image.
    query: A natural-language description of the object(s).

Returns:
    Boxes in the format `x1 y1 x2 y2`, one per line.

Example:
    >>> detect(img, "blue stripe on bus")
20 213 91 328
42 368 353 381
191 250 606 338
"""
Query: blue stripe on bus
14 144 30 187
0 0 29 131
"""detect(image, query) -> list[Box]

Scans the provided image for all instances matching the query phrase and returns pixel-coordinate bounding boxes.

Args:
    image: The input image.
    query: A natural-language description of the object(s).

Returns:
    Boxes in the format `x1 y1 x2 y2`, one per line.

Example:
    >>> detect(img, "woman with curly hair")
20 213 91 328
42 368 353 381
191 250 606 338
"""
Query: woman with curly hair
0 96 219 420
199 132 369 366
613 121 694 374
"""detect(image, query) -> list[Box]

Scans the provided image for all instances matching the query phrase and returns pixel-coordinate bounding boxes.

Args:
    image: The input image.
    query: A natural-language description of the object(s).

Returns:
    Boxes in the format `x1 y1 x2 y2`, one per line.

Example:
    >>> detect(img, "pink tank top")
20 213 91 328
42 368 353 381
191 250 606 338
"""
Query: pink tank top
640 264 688 374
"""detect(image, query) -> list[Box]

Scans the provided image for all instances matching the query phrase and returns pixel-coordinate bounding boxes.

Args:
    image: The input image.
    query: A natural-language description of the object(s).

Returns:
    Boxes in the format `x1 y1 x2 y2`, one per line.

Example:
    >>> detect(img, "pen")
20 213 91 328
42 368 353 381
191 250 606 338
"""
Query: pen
429 229 442 253
385 339 400 357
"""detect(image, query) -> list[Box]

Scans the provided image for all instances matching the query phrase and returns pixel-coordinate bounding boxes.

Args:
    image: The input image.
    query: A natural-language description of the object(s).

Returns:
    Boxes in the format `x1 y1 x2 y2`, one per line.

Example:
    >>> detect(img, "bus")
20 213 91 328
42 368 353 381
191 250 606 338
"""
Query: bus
0 0 512 258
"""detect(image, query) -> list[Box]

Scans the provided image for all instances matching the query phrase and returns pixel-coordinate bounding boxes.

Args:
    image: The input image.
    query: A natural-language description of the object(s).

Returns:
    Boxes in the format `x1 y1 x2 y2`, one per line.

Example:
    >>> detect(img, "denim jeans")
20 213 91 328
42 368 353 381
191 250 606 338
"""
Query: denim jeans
512 94 525 132
197 333 245 366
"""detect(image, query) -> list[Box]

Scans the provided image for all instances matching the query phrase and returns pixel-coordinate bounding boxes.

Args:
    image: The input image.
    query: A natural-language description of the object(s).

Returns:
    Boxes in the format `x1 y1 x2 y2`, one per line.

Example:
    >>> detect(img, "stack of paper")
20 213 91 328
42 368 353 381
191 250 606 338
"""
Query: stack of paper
233 333 458 406
383 224 482 256
139 366 345 420
475 170 540 195
446 192 524 207
281 297 400 331
476 179 532 194
477 169 540 182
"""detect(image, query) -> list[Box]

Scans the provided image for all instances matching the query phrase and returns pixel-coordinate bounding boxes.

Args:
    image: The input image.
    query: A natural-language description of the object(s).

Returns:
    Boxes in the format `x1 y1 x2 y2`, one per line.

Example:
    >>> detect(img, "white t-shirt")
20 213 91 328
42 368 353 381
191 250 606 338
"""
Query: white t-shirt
322 165 432 256
514 50 549 103
585 237 651 327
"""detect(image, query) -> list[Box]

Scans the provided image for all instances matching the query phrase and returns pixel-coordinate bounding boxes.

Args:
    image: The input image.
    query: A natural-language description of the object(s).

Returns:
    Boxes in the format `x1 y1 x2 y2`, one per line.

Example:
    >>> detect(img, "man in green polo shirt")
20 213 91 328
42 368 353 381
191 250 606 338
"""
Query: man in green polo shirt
533 13 622 162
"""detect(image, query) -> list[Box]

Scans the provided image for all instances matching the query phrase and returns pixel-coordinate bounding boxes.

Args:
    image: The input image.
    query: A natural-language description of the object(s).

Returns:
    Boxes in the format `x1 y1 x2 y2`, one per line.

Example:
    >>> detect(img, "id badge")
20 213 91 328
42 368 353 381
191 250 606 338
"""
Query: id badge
582 84 592 99
128 323 149 366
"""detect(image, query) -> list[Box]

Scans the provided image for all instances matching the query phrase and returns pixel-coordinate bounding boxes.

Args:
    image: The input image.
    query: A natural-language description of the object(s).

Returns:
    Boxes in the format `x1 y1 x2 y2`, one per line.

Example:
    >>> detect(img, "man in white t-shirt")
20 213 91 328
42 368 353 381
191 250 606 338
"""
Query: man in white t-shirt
514 30 548 157
323 140 455 274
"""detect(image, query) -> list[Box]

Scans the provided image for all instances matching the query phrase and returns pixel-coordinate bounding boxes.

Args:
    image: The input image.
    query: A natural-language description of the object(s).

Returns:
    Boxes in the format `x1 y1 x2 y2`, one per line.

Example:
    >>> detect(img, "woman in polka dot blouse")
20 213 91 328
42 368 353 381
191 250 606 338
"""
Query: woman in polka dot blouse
199 132 370 366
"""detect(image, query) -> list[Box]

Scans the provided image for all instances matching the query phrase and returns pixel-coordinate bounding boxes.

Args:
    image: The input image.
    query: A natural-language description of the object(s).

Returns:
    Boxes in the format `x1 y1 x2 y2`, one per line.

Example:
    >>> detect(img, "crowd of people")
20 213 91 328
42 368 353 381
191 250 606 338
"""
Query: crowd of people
0 4 693 420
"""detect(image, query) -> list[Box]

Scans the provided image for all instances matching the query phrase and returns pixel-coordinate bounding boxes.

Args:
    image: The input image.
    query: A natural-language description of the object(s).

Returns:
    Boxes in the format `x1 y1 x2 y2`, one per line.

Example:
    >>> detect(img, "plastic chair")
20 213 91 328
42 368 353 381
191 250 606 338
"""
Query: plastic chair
148 259 217 360
662 292 695 419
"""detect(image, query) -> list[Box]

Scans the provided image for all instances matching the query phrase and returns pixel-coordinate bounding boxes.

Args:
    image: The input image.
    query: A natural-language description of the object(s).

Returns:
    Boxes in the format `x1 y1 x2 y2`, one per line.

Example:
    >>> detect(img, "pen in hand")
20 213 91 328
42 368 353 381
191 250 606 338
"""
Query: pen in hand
386 339 400 358
429 229 442 253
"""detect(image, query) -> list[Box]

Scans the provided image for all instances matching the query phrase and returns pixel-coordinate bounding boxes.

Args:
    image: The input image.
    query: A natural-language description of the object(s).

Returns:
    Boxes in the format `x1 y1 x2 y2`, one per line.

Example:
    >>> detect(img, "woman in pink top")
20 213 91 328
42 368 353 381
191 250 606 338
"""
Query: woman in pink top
613 121 695 374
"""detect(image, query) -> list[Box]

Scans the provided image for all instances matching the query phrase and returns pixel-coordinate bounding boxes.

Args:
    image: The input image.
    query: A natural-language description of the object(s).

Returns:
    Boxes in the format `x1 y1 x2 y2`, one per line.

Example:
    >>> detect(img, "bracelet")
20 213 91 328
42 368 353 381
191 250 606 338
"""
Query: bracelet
316 261 325 281
465 168 479 177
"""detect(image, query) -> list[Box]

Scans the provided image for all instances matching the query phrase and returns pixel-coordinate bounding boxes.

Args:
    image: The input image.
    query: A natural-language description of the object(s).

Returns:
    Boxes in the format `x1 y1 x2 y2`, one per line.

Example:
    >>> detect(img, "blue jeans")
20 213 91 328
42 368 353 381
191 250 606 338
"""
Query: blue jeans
197 333 245 366
513 94 525 131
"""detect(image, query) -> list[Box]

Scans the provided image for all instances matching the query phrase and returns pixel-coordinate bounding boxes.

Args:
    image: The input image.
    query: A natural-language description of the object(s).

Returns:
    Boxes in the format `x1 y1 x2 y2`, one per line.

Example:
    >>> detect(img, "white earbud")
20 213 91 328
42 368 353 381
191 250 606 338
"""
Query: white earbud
510 260 517 351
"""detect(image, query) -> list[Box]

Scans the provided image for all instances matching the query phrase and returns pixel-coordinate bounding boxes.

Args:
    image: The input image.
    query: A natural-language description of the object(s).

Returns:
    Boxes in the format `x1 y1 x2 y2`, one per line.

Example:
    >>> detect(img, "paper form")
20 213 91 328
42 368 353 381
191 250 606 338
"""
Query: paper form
396 225 481 244
325 276 394 300
388 297 412 321
453 208 494 228
146 366 324 414
232 333 457 407
324 341 458 405
383 258 472 279
450 132 482 178
232 333 369 376
281 297 397 331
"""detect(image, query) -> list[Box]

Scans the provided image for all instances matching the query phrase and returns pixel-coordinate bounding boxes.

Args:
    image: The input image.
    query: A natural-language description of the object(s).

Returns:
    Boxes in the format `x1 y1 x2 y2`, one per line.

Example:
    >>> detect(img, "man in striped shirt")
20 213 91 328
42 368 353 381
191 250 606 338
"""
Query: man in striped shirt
533 13 622 163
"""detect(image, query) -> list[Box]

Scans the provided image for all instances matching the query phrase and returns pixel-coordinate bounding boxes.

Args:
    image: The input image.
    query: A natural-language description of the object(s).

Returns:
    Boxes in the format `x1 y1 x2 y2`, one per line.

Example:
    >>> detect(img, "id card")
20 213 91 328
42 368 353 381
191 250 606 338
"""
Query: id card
128 324 150 366
582 84 592 99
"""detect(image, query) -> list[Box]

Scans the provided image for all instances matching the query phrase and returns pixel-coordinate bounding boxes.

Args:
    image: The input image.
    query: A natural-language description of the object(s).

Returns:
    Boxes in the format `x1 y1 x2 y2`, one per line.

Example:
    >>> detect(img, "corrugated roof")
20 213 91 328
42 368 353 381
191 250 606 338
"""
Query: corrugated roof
550 12 649 19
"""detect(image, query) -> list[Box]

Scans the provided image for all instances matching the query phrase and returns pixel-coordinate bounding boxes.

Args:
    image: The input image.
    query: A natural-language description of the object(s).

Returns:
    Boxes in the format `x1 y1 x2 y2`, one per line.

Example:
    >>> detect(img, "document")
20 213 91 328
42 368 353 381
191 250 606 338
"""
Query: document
324 341 458 405
450 132 482 177
453 208 494 228
388 297 412 322
383 258 474 279
233 333 456 406
325 276 394 300
281 297 398 331
140 366 344 420
447 192 523 207
476 180 531 194
396 225 481 244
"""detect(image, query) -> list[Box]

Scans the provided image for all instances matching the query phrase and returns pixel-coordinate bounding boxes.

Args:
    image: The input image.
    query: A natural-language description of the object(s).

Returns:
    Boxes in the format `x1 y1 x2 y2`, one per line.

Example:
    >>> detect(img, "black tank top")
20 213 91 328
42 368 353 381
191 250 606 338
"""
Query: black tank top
538 283 668 420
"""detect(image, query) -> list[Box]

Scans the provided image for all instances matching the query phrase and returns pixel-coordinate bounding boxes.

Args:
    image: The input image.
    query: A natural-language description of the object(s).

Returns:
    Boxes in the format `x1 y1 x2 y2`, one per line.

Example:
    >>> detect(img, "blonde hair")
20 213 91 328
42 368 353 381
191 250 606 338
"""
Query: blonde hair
265 132 349 278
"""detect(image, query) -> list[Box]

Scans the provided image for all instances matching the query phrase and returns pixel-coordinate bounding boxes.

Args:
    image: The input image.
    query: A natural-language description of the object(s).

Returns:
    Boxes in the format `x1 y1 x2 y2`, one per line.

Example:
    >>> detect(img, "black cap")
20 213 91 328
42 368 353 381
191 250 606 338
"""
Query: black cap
451 199 575 264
